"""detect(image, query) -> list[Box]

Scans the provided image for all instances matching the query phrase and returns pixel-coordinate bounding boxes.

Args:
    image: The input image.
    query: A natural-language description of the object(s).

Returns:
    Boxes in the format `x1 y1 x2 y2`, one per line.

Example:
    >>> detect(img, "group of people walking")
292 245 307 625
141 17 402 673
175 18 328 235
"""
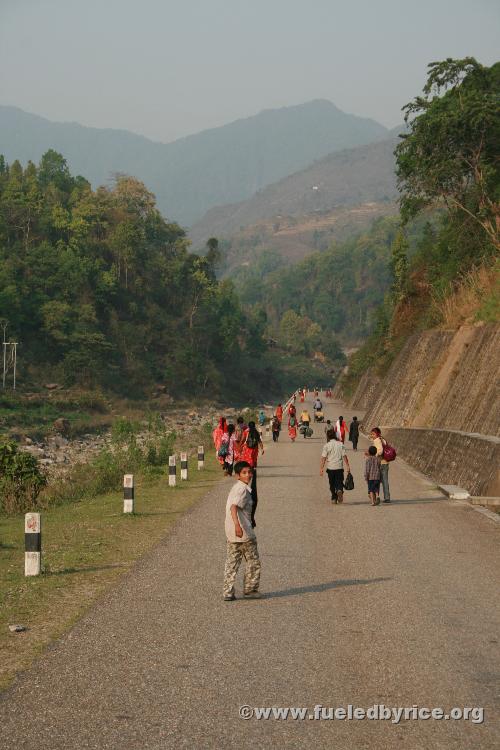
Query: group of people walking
219 390 395 600
212 415 264 522
269 400 302 442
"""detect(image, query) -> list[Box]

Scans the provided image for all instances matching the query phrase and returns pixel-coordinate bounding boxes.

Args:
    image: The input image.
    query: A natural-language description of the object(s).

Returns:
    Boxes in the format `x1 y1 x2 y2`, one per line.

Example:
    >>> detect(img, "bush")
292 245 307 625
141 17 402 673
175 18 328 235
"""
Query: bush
0 442 47 514
111 417 141 446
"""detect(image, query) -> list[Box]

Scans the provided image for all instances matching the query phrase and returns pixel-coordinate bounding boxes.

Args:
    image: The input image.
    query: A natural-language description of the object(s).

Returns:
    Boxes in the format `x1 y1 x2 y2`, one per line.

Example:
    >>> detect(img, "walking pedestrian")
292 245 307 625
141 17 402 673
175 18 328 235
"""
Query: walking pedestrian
213 416 228 472
370 427 391 503
320 429 351 504
349 416 359 451
276 403 283 423
233 416 247 462
242 421 264 526
288 412 298 442
364 445 381 505
335 416 347 443
271 415 281 442
223 461 261 601
219 423 235 476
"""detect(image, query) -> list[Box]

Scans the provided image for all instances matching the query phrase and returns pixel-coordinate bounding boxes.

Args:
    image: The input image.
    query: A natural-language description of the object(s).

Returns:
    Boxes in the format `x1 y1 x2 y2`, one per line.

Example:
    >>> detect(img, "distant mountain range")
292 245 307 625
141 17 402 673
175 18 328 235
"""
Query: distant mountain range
0 101 389 225
189 132 401 251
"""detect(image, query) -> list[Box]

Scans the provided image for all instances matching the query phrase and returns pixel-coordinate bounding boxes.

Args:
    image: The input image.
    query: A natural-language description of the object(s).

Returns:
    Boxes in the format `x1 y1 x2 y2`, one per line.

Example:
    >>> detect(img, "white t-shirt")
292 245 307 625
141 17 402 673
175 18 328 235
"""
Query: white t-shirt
321 439 346 470
225 480 255 543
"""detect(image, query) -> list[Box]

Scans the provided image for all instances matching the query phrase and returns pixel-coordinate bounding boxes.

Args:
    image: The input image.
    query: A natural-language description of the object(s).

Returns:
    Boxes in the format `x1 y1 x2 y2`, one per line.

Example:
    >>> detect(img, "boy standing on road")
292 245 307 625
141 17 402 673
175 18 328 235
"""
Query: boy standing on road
223 461 261 601
320 429 351 504
364 445 381 505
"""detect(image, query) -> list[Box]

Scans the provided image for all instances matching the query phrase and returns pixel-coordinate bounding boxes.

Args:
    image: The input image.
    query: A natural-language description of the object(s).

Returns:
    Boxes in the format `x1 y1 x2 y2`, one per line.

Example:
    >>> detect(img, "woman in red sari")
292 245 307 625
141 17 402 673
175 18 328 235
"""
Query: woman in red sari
335 416 347 443
288 413 298 442
241 421 264 527
212 416 228 470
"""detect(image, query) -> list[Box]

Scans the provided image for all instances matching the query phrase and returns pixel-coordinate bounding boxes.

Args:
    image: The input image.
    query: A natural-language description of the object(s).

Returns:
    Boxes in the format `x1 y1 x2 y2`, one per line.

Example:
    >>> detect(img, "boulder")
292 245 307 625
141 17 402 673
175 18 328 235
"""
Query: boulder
44 383 60 390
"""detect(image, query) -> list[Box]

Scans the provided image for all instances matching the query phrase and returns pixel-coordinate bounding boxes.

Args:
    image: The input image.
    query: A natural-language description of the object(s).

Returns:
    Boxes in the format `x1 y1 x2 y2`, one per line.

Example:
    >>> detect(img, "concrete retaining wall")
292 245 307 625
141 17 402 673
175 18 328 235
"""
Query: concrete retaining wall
384 427 500 497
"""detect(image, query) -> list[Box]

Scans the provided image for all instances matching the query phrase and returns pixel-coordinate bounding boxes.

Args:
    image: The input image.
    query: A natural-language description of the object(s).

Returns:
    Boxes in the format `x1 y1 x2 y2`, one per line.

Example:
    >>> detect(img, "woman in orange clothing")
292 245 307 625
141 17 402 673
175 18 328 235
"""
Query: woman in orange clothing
288 413 298 442
276 403 283 423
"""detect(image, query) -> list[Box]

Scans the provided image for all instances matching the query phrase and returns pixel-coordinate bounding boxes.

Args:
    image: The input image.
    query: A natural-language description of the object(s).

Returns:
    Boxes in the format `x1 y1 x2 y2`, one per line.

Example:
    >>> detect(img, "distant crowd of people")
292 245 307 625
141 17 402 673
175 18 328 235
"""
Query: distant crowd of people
216 388 396 600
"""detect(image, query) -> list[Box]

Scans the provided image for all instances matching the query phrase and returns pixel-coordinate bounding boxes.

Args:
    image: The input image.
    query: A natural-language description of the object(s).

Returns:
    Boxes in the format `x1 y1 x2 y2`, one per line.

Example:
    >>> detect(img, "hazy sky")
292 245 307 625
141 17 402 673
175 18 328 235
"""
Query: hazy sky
1 0 498 143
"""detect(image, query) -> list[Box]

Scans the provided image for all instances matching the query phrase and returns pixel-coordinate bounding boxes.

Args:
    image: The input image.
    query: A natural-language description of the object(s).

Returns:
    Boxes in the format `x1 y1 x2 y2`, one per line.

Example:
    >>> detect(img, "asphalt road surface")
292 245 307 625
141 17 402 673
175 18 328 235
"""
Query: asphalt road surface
1 398 499 750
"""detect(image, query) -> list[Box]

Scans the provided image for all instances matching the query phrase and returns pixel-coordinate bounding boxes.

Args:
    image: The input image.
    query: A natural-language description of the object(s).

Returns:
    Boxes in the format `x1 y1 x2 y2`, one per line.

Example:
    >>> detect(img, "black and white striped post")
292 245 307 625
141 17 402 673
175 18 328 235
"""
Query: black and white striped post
168 455 177 487
25 512 41 576
197 445 204 471
123 474 134 513
180 452 188 481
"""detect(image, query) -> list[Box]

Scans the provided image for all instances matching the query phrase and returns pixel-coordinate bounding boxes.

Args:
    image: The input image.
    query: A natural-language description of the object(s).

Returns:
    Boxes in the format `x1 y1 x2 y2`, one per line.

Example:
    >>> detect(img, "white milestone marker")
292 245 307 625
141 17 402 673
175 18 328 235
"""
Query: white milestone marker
180 452 188 480
169 455 177 486
197 445 204 470
123 474 134 513
25 512 41 576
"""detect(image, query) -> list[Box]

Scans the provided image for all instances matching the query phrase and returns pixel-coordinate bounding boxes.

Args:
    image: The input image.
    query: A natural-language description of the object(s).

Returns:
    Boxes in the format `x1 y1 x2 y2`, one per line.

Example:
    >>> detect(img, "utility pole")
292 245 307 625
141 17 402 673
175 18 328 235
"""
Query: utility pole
1 319 19 390
1 320 7 389
12 342 17 390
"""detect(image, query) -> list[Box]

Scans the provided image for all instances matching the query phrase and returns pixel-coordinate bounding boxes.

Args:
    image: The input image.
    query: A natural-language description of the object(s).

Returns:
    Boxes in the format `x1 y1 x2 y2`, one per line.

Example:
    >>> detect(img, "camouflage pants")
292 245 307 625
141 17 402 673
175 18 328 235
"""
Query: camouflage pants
223 539 261 597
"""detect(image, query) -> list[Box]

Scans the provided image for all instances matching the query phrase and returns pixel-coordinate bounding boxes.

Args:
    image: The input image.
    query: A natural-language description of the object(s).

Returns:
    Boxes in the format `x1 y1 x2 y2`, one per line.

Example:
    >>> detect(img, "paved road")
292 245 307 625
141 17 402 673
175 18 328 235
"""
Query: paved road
1 399 499 749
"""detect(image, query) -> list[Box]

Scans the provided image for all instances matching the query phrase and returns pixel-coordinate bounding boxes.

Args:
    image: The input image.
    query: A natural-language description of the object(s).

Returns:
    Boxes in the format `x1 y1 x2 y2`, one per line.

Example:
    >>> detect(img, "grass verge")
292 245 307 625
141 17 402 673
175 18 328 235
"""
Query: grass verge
0 453 220 691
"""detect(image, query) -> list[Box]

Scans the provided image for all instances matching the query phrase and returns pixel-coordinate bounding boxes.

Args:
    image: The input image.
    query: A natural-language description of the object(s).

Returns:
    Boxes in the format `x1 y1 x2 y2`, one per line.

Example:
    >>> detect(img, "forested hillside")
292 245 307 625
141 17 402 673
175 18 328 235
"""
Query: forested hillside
0 151 275 398
230 216 413 351
339 58 499 397
0 151 345 398
0 100 388 226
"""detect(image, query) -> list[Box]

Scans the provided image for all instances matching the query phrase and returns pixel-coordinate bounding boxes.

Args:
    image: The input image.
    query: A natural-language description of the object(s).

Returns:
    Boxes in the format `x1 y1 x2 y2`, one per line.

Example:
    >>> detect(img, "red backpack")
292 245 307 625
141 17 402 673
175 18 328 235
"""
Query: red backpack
382 438 397 462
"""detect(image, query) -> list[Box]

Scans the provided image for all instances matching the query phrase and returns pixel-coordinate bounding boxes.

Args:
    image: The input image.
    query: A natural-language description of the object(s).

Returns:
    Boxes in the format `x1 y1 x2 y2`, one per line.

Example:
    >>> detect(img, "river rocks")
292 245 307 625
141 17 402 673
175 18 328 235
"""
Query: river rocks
23 445 45 457
15 404 234 479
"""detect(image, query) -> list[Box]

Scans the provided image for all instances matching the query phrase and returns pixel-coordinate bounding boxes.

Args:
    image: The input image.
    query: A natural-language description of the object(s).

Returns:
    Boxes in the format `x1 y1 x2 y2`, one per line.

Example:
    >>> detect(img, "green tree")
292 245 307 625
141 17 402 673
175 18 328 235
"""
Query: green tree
396 57 500 250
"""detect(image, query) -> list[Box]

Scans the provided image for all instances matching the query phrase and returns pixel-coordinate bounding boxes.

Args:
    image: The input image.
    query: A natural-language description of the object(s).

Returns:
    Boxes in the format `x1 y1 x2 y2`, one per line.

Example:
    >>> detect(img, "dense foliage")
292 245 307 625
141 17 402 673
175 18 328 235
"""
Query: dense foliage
0 151 269 398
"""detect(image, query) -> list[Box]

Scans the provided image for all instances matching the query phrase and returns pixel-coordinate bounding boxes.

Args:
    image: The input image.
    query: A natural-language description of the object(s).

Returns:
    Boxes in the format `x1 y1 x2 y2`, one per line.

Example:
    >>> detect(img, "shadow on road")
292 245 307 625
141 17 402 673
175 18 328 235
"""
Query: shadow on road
346 497 443 506
262 577 391 599
261 474 312 478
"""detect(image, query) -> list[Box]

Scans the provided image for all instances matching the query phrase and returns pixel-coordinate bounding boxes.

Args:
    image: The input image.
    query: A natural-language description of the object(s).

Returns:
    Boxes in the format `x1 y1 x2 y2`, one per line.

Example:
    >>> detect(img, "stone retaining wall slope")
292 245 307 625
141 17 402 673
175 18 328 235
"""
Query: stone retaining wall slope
360 323 499 436
350 322 500 497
